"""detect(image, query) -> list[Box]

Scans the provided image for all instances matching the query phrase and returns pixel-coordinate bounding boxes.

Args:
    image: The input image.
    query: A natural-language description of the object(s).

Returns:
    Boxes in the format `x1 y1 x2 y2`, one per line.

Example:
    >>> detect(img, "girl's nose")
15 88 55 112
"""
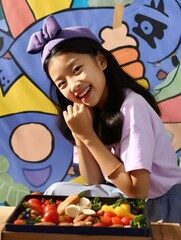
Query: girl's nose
70 80 81 93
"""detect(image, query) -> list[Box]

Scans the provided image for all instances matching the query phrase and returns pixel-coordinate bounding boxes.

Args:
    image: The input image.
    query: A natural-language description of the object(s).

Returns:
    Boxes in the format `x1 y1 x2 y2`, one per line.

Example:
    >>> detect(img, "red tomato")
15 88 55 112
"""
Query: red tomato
31 191 41 195
100 216 112 226
28 198 41 205
96 210 104 216
93 222 106 227
56 200 61 206
120 216 133 226
43 199 54 206
29 202 43 214
104 211 116 218
63 215 73 223
13 219 25 225
43 205 57 214
111 216 123 225
44 210 59 224
41 197 46 204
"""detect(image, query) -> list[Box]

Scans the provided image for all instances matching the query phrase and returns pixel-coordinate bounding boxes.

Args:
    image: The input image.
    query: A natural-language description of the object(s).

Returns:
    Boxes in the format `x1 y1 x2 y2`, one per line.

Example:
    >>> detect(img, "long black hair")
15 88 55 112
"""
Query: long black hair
44 38 160 145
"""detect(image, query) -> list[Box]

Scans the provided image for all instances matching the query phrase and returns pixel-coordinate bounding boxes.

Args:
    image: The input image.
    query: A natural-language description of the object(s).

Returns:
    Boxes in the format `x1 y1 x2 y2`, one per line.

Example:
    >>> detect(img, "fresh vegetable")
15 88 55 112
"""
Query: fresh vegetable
27 198 41 206
43 204 57 214
119 216 133 226
119 203 131 213
114 206 135 218
103 211 116 218
100 215 113 226
43 209 59 224
13 195 147 228
101 204 115 213
112 198 144 215
91 197 102 211
96 209 104 216
93 222 106 227
131 214 147 228
31 191 41 195
111 216 123 225
13 219 26 224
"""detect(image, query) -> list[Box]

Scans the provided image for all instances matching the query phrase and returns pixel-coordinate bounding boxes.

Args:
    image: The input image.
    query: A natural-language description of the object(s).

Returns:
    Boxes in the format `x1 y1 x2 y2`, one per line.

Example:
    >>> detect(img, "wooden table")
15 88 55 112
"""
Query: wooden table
1 206 181 240
0 207 15 240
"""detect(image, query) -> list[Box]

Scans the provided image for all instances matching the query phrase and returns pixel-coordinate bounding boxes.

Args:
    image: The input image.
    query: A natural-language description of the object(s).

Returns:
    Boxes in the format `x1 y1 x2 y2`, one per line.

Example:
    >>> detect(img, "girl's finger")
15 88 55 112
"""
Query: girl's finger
79 103 85 112
67 105 73 114
63 110 68 120
73 103 79 112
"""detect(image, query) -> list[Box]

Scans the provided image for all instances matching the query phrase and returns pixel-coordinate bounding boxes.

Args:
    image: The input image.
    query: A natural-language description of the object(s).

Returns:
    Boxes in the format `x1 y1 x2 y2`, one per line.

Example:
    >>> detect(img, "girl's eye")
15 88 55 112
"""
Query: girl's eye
57 81 66 89
73 66 82 75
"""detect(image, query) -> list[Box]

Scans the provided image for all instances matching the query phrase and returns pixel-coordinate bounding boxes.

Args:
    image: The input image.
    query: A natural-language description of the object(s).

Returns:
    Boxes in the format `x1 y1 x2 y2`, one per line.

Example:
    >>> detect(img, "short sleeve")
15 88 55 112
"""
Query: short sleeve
120 92 156 172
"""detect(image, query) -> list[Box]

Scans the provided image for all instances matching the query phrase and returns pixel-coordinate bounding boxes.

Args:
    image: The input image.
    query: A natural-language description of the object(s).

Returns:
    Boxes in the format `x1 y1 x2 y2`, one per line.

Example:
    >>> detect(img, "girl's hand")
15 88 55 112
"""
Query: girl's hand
63 103 94 140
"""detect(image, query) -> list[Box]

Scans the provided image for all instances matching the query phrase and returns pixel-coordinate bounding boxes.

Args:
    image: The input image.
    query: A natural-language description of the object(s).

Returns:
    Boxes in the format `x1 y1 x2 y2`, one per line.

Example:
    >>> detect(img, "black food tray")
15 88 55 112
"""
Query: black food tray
5 194 151 237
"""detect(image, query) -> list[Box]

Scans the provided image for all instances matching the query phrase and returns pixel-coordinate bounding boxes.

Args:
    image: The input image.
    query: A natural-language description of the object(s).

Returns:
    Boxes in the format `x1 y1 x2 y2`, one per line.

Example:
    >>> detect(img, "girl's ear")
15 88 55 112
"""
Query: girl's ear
96 51 107 70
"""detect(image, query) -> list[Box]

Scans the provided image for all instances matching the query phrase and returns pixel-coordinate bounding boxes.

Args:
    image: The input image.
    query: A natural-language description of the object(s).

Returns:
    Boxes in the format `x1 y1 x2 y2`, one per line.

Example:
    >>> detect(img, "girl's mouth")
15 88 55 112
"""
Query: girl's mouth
78 86 91 99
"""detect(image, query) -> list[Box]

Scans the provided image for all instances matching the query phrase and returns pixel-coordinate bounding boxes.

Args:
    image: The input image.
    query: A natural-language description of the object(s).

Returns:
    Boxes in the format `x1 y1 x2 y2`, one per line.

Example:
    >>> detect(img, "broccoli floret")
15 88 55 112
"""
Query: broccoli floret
131 214 147 228
91 197 103 211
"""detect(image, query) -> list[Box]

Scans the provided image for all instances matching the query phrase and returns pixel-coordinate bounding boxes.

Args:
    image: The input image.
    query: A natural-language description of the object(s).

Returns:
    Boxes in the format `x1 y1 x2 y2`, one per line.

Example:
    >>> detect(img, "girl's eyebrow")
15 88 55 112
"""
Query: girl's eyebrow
53 58 78 83
66 58 78 68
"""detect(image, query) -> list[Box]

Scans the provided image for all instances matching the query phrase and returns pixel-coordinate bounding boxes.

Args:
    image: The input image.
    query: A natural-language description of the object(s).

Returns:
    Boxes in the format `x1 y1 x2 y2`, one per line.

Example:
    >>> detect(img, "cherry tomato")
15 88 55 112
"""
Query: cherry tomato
96 210 104 216
43 199 55 206
93 222 106 227
41 197 46 204
13 219 25 224
31 191 41 195
28 198 41 205
63 215 73 223
111 216 123 225
29 202 43 214
44 210 59 224
56 200 61 206
120 216 133 226
100 216 112 226
43 205 57 214
103 211 116 218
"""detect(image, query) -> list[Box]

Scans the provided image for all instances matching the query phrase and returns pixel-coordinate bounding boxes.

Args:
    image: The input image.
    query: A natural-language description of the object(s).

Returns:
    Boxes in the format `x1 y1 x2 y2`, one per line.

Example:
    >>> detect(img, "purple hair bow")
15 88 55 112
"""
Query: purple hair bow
27 15 100 68
27 15 61 54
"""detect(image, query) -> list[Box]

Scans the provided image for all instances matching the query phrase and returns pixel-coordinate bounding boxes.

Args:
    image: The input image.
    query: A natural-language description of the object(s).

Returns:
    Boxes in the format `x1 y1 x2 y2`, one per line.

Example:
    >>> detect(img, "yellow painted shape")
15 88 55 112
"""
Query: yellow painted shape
27 0 72 19
136 79 149 89
70 176 87 185
0 76 58 117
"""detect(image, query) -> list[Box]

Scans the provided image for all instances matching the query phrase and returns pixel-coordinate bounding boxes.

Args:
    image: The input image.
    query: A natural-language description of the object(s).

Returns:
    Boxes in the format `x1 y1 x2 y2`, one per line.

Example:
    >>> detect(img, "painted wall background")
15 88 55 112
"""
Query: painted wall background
0 0 180 206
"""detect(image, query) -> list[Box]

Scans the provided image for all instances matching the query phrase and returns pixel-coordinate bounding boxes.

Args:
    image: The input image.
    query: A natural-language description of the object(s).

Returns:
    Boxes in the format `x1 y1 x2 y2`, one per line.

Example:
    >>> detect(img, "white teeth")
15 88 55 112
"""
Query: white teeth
78 86 90 98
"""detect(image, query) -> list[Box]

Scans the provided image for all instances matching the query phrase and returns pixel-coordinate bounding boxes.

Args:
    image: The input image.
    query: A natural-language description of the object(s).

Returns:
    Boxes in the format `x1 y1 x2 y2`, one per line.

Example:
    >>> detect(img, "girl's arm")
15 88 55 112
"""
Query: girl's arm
81 131 150 199
74 136 105 184
64 104 150 199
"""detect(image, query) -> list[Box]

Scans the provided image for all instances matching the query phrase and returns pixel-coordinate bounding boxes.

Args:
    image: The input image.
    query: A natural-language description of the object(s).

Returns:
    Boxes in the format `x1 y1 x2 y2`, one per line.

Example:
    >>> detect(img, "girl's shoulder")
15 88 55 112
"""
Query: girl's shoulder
123 89 149 108
121 89 159 123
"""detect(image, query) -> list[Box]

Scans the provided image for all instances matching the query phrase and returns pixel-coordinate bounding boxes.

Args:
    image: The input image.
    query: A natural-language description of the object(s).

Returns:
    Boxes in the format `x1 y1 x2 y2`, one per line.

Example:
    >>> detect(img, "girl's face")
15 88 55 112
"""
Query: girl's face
48 51 108 109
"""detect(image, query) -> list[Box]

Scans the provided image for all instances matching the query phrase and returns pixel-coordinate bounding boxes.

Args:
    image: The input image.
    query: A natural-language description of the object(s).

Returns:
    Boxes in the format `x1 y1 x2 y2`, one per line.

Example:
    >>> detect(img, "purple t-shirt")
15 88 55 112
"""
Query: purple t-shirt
110 89 181 198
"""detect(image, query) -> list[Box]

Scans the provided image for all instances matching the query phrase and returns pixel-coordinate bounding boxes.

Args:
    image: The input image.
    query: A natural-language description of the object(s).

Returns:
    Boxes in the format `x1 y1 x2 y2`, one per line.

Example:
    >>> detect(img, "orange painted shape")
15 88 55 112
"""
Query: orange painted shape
122 62 144 79
112 48 138 65
1 0 35 37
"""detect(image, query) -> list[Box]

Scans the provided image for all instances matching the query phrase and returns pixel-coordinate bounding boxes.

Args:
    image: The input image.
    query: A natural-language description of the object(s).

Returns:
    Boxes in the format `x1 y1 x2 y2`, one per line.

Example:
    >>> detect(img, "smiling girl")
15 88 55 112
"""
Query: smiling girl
27 15 181 224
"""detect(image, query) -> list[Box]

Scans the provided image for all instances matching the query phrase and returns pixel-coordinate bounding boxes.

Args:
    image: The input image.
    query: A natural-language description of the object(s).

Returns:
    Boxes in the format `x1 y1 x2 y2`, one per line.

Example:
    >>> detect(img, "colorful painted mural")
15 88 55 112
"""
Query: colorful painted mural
0 0 180 206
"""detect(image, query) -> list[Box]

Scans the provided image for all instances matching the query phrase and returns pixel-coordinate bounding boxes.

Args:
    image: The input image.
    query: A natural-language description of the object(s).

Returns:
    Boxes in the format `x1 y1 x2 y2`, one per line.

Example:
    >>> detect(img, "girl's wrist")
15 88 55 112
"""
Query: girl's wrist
107 162 125 179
